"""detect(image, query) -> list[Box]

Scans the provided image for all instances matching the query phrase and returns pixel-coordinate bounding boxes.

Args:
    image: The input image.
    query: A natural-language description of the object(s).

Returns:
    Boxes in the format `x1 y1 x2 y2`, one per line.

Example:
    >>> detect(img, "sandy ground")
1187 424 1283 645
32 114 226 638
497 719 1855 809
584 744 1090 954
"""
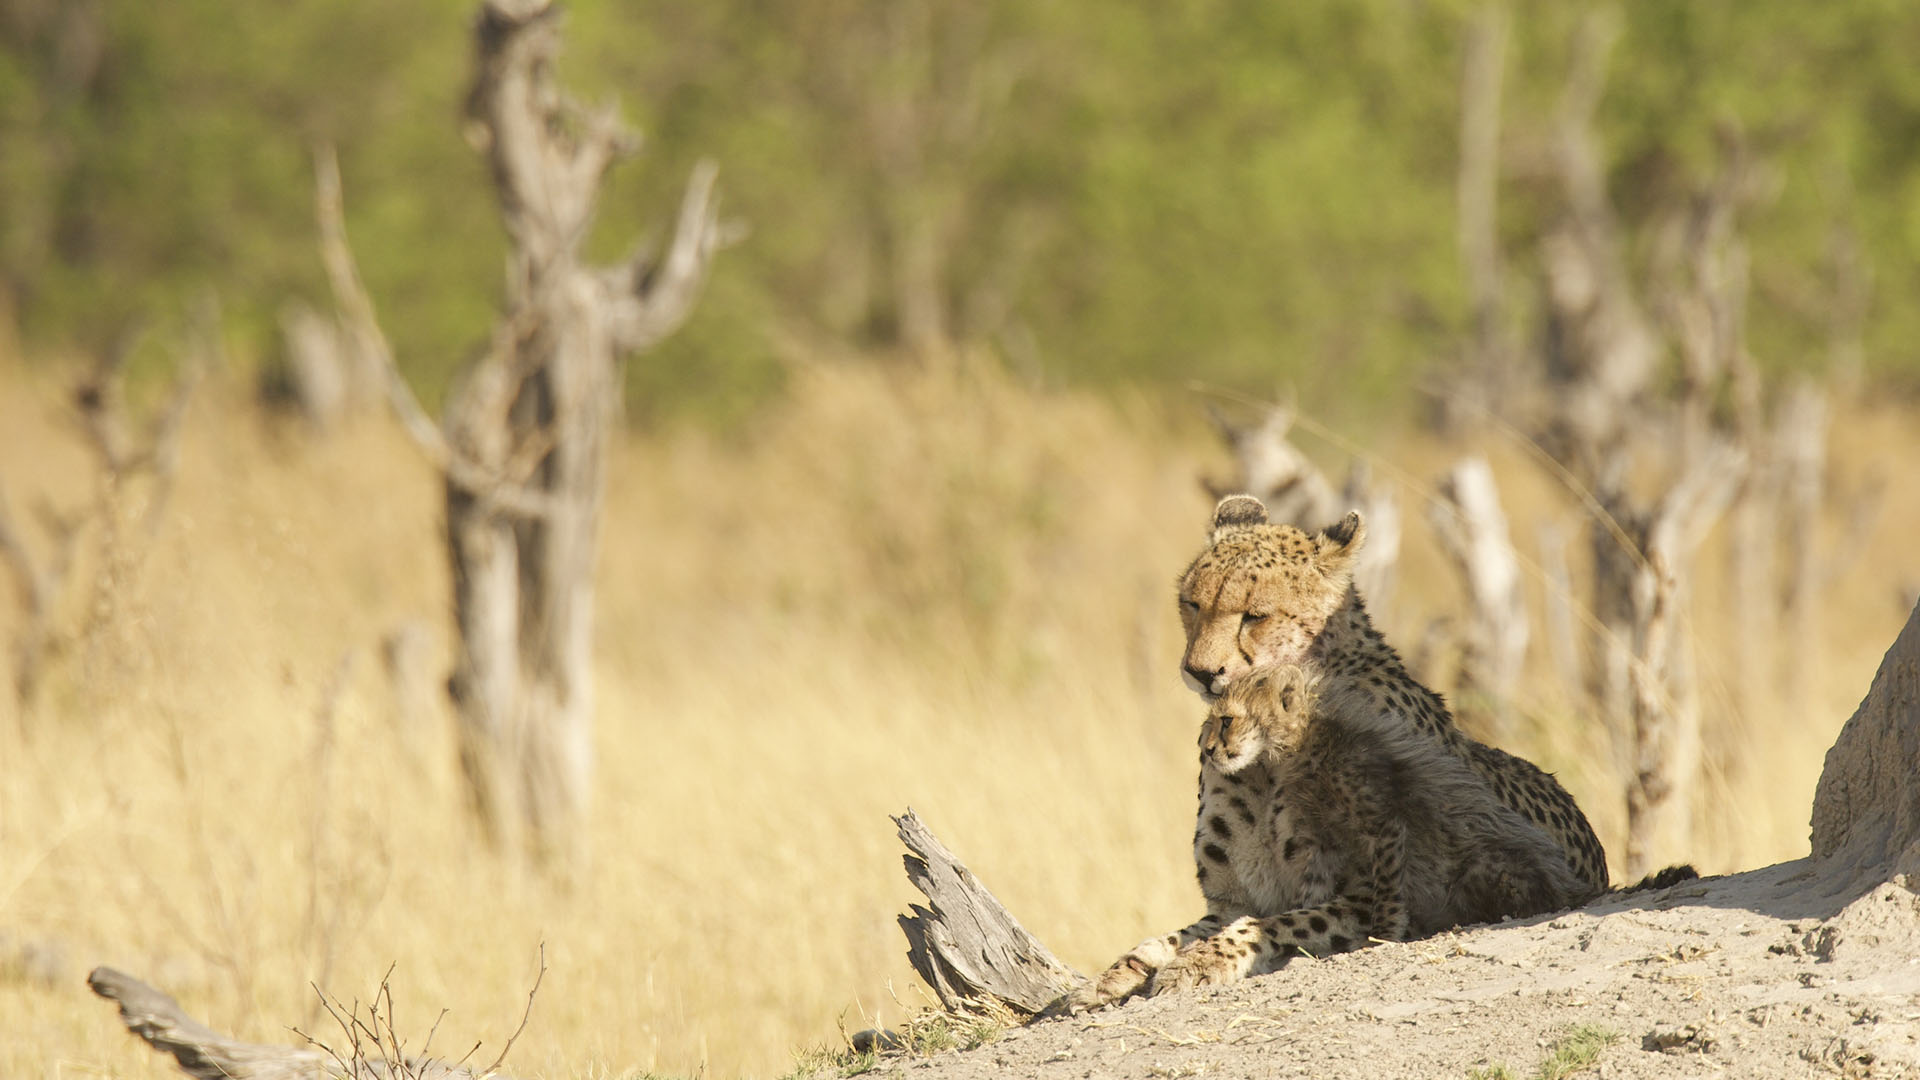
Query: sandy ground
878 862 1920 1080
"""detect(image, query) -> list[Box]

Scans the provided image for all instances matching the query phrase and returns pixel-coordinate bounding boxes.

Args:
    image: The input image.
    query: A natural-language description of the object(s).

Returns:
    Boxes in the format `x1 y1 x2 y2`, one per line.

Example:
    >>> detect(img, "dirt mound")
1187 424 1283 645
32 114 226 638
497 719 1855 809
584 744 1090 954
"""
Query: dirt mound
1813 598 1920 895
884 868 1920 1080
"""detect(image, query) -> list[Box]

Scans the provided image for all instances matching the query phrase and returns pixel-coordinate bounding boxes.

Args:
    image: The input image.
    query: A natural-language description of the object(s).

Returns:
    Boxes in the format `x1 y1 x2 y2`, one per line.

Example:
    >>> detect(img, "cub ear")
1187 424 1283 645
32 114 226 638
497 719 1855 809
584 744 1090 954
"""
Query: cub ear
1315 510 1367 568
1209 494 1270 543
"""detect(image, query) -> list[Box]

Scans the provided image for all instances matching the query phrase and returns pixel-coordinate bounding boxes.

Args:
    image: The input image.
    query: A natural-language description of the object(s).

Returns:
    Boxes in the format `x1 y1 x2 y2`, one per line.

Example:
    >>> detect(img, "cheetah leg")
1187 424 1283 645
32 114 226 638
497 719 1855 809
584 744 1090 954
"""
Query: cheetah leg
1148 895 1383 996
1070 913 1232 1011
1152 822 1409 997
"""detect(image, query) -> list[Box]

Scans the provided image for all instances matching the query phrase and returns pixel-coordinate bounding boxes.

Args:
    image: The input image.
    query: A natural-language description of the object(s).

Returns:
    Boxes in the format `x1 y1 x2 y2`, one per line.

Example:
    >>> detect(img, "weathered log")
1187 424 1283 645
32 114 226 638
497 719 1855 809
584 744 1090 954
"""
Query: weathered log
893 810 1087 1015
88 967 498 1080
91 966 333 1080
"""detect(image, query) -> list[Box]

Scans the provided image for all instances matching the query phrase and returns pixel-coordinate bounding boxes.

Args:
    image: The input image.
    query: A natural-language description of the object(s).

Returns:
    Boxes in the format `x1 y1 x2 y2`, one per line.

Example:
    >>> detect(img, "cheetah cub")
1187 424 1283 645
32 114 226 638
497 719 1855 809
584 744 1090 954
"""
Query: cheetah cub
1083 662 1587 1005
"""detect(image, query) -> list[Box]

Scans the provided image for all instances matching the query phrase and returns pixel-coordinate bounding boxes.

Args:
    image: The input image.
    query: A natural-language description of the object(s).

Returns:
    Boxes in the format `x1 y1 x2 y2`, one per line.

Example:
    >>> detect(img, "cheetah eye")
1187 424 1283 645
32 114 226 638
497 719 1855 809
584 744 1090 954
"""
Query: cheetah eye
1179 599 1199 614
1241 612 1268 626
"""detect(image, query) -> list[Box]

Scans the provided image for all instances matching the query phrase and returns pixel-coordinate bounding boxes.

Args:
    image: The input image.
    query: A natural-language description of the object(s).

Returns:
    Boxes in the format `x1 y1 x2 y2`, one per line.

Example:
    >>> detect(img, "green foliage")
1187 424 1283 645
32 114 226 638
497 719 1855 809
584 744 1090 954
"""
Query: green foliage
897 1010 1001 1055
5 1 1920 418
1535 1025 1621 1080
1470 1024 1620 1080
782 1043 879 1080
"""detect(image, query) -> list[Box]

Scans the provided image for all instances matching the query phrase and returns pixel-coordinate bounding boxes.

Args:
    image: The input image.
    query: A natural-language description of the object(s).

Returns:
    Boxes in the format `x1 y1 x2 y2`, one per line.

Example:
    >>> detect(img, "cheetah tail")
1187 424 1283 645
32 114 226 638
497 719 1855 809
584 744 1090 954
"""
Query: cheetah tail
1619 863 1699 893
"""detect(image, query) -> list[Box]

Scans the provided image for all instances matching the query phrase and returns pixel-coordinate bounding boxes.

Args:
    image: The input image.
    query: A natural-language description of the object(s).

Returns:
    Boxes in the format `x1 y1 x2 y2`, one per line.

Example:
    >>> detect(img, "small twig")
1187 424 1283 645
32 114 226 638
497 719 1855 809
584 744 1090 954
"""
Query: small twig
301 983 363 1077
450 1039 485 1072
482 942 547 1077
420 1006 452 1062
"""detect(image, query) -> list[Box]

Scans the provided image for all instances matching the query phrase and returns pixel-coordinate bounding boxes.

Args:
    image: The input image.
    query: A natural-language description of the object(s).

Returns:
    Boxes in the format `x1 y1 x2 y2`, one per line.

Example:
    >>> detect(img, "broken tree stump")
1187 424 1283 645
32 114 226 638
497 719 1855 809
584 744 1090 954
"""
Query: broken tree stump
894 810 1088 1016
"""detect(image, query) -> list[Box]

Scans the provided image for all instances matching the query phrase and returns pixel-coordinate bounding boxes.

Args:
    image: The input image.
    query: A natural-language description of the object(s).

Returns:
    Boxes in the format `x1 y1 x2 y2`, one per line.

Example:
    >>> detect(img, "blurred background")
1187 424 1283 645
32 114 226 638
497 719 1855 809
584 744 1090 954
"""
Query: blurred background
4 1 1920 1076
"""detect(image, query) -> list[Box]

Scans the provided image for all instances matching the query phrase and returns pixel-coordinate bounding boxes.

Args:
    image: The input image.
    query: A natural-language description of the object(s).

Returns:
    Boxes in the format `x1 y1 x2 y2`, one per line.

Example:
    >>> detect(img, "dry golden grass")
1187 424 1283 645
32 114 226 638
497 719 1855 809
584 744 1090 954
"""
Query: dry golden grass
1 350 1915 1078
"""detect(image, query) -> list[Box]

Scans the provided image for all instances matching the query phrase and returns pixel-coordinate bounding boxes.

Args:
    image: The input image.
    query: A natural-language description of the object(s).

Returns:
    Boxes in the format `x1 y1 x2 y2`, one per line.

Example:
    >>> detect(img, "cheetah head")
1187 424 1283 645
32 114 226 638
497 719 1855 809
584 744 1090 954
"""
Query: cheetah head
1177 495 1365 700
1199 662 1318 773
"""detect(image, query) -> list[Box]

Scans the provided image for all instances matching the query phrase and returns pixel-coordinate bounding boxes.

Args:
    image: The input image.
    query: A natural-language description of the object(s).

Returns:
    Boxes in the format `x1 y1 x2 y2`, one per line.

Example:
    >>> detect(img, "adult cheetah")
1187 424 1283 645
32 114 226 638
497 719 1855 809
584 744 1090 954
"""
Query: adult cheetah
1177 495 1612 895
1066 493 1623 1011
1084 662 1589 1003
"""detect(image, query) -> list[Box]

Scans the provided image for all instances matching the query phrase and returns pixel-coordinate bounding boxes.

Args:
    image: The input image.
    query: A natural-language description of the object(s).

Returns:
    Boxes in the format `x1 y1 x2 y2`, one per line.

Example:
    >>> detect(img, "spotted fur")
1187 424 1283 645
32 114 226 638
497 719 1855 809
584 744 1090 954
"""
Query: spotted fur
1072 494 1614 1012
1176 496 1610 895
1084 662 1589 1003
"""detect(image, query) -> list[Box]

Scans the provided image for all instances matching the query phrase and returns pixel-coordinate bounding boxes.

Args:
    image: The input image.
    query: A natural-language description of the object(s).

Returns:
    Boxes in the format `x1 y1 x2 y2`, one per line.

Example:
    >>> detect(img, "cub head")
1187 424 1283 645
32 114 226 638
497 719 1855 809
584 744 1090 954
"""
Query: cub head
1199 662 1318 773
1178 495 1365 700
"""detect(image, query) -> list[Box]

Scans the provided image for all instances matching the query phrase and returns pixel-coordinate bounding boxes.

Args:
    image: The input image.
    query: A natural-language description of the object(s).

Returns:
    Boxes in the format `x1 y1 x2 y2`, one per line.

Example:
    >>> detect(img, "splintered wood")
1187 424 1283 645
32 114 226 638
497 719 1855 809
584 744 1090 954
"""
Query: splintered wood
894 810 1088 1016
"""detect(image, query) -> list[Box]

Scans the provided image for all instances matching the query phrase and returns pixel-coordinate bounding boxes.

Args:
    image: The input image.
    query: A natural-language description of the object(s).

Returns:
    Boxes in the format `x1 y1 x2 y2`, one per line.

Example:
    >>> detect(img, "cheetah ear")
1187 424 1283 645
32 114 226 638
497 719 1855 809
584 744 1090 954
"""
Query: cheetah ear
1315 510 1367 568
1209 494 1270 543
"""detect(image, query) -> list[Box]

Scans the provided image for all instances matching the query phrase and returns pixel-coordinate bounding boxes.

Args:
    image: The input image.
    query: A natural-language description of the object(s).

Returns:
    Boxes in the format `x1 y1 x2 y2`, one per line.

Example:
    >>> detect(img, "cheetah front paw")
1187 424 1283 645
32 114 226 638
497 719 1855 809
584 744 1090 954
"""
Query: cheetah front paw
1071 935 1180 1012
1075 953 1154 1011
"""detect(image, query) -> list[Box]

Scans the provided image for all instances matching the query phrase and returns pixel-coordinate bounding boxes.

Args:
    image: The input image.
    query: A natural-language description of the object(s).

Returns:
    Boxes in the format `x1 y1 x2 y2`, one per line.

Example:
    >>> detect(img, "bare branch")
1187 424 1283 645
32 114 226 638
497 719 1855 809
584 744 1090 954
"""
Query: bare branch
312 145 431 454
607 159 730 354
567 97 640 198
1646 440 1748 565
311 144 557 521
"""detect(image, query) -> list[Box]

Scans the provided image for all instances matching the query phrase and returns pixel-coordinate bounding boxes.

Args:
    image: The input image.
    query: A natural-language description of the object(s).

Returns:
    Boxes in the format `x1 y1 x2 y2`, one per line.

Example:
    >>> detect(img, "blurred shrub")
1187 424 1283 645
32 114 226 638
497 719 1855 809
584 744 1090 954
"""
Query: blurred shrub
3 1 1918 414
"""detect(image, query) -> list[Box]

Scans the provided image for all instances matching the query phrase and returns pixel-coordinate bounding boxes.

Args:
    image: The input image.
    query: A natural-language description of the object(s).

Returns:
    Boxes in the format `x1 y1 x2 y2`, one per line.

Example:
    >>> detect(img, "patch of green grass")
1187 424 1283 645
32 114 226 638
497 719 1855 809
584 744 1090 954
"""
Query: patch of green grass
900 1011 1002 1054
1535 1025 1620 1080
1468 1025 1620 1080
780 1007 1006 1079
780 1044 879 1080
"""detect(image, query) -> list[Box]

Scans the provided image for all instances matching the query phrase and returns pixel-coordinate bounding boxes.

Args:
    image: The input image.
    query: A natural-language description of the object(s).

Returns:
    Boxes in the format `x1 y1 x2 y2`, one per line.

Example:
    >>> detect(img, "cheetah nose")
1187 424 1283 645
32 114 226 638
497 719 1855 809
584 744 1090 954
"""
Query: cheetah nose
1183 663 1222 696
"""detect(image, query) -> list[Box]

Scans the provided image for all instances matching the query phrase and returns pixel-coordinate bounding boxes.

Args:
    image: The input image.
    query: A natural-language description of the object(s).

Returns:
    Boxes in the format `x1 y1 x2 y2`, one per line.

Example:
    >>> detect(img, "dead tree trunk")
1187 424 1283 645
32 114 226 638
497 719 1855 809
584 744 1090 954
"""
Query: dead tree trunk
1618 443 1745 878
1535 13 1756 878
314 0 726 864
1428 455 1528 744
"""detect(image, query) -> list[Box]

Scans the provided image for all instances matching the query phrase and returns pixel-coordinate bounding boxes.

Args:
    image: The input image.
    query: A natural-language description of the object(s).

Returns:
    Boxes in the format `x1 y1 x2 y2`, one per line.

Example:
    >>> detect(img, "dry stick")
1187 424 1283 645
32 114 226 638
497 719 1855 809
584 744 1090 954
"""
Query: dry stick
299 986 361 1076
483 942 547 1077
420 1006 454 1067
